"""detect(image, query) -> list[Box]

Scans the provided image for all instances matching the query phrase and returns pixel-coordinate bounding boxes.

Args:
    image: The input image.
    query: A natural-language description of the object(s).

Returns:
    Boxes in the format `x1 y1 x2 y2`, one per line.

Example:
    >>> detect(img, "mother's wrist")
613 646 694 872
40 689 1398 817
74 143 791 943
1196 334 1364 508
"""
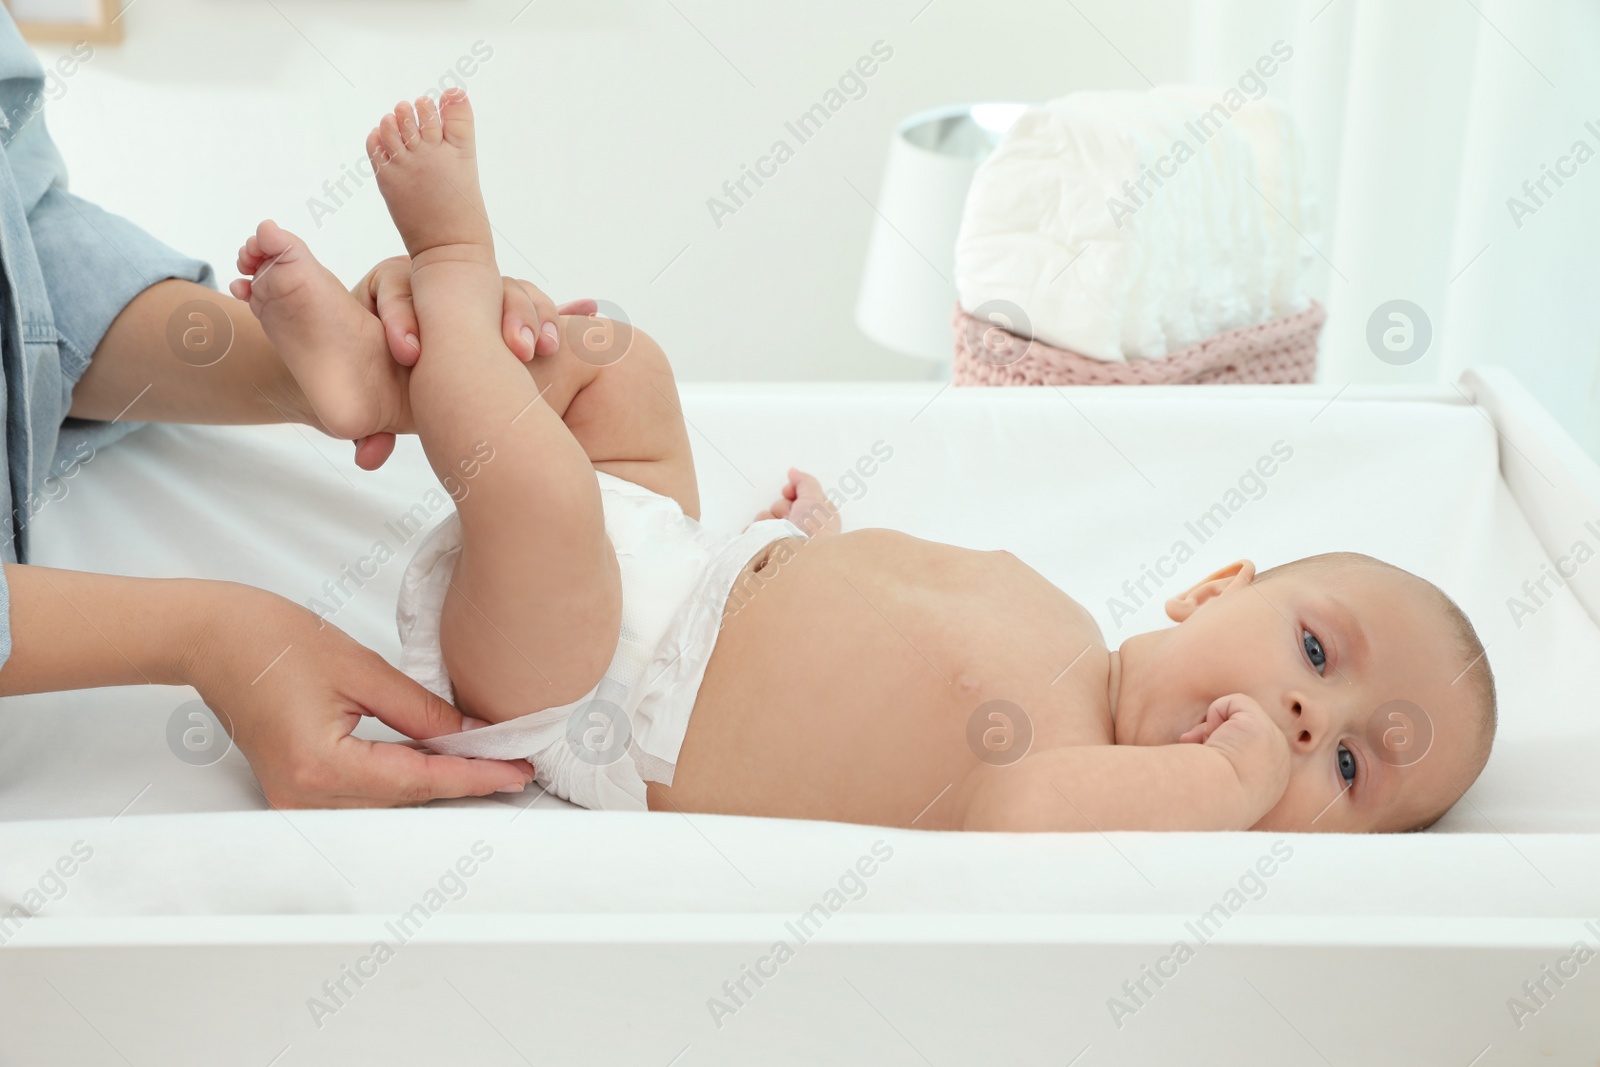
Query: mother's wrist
173 580 279 689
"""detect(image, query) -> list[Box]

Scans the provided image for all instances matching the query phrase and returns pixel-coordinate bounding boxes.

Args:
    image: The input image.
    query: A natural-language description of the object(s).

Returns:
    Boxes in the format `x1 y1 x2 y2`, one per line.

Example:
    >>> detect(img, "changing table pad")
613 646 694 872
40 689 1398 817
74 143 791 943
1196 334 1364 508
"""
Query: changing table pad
2 382 1598 922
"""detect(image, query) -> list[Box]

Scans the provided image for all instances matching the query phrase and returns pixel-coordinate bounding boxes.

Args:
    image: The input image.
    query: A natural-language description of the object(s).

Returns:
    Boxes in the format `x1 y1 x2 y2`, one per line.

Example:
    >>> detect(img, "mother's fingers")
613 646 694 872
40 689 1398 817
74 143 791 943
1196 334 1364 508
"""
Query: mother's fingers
556 297 598 318
501 281 599 359
501 277 571 361
366 258 422 367
363 261 596 366
500 277 547 361
354 433 397 471
339 737 537 805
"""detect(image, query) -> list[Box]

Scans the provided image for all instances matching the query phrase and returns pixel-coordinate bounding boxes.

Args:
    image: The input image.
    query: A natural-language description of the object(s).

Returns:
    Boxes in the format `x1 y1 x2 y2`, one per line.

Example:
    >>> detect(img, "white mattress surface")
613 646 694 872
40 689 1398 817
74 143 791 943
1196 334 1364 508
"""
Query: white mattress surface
2 382 1598 920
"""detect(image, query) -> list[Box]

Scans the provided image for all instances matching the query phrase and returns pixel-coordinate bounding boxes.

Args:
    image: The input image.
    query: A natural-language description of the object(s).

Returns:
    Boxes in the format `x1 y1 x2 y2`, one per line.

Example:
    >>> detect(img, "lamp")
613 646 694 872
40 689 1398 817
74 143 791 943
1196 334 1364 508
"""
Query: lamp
854 102 1026 374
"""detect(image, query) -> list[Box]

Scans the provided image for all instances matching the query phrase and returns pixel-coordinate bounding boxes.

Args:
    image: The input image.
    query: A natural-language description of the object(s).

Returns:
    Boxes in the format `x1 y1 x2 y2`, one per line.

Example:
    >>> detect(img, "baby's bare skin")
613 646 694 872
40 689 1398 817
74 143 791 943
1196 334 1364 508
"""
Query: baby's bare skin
240 91 1491 833
660 530 1116 829
659 530 1294 832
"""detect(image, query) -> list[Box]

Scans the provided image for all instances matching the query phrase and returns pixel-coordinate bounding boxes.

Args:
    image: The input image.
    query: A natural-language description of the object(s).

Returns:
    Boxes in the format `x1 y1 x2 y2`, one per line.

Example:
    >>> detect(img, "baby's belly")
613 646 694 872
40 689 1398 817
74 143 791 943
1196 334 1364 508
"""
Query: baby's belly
655 530 1012 827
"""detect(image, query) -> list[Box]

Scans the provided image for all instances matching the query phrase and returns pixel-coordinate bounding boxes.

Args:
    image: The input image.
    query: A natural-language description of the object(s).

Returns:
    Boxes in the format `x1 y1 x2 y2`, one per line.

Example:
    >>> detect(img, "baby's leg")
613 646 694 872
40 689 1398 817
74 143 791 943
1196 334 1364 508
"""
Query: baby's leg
520 318 700 519
371 91 620 722
231 229 699 514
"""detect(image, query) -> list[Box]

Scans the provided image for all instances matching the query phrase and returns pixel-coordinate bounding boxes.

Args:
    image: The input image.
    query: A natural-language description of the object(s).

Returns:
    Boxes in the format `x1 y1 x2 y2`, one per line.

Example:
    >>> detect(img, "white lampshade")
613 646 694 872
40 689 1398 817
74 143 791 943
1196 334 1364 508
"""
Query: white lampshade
855 103 1026 363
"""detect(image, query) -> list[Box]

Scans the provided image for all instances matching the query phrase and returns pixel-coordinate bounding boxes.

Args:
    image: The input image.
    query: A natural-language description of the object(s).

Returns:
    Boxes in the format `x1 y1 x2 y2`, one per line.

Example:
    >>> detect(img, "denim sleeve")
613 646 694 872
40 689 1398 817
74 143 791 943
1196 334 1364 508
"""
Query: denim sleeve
28 184 215 457
0 50 212 669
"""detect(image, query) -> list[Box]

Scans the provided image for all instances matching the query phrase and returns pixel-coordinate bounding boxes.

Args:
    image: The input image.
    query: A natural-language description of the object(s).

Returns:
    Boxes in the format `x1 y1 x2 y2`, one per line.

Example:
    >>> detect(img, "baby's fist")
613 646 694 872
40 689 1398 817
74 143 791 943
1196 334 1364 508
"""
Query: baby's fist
1181 694 1290 814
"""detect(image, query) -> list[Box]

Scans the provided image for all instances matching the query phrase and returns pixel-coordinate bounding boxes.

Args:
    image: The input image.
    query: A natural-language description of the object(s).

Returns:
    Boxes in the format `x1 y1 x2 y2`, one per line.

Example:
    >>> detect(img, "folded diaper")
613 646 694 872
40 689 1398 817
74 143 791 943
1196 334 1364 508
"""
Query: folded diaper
954 86 1314 362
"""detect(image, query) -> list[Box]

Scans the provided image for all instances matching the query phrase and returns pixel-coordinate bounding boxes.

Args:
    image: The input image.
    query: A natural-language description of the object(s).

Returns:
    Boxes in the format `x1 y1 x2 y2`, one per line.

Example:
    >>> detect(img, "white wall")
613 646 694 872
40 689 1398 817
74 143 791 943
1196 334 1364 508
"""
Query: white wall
43 1 1595 451
33 0 1192 381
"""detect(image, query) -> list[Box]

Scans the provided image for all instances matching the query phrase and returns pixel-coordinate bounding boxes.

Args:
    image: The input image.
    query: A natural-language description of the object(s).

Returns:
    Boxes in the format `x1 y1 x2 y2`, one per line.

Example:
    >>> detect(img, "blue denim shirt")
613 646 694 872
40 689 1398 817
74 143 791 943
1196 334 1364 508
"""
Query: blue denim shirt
0 10 212 666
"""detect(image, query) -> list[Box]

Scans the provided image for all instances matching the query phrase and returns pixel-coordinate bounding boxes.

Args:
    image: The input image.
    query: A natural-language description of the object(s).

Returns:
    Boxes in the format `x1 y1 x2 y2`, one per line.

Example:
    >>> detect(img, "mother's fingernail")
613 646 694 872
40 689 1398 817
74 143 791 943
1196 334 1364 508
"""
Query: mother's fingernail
496 781 526 794
542 321 559 348
405 332 419 351
520 325 536 350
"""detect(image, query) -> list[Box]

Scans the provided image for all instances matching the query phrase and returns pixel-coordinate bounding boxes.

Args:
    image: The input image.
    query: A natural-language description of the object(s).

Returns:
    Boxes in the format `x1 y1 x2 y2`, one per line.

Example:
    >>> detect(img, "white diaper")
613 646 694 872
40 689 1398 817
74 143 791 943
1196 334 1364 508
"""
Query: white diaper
396 470 802 811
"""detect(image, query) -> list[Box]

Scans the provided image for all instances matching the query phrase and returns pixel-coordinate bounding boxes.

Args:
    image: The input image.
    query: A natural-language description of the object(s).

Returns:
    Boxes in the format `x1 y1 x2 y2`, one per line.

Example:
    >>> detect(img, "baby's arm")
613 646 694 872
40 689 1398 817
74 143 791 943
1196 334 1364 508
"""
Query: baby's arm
963 695 1289 832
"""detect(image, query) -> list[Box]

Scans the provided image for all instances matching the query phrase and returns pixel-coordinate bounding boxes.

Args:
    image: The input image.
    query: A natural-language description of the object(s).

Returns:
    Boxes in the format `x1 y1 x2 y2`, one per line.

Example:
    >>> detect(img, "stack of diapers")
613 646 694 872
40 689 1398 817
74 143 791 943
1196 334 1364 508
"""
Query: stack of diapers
952 85 1322 385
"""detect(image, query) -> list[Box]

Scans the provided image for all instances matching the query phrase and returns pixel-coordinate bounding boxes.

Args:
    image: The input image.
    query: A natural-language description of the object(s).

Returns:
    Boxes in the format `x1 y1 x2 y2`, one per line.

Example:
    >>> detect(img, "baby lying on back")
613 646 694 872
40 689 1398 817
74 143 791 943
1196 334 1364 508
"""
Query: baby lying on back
234 89 1496 832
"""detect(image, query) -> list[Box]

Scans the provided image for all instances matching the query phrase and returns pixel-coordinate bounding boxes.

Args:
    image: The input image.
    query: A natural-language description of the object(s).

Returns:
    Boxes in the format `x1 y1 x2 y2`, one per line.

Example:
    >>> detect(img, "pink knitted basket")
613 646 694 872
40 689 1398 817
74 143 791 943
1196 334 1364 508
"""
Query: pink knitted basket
952 301 1325 386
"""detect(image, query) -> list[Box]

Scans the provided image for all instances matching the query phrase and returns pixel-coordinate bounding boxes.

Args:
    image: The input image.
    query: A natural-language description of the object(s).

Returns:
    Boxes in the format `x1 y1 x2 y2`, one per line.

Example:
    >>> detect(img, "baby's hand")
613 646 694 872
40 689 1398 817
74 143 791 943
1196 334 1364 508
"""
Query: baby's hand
1179 693 1290 817
751 468 841 537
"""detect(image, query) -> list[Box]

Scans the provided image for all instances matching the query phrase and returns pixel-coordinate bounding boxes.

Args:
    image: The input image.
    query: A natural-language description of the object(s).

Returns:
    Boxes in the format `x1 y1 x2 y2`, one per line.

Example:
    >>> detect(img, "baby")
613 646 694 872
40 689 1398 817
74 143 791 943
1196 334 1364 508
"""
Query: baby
233 90 1496 833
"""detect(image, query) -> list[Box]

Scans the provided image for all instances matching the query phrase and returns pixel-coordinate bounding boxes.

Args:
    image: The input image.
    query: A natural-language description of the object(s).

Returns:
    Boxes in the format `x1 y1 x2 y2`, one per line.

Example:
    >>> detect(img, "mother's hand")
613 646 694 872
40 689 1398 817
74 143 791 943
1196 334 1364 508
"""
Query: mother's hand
354 255 596 367
187 584 534 808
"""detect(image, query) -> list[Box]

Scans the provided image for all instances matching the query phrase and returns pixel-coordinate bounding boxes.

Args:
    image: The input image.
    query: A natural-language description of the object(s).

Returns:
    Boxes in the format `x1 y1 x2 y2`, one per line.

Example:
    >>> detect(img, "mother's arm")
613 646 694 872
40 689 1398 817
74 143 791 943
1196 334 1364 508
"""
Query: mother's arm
5 104 546 806
0 563 534 807
67 268 596 464
63 277 314 428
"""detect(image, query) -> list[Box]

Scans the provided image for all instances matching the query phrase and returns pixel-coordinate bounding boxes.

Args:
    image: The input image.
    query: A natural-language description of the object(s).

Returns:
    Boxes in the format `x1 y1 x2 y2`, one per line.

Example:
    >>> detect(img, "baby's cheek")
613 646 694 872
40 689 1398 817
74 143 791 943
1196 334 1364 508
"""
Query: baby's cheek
1266 766 1344 831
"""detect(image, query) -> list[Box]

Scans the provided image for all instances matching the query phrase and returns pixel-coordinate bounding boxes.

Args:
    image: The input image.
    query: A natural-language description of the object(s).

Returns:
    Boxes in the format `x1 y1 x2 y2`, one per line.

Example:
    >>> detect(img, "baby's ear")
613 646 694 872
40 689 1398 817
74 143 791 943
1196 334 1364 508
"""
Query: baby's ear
1166 560 1257 622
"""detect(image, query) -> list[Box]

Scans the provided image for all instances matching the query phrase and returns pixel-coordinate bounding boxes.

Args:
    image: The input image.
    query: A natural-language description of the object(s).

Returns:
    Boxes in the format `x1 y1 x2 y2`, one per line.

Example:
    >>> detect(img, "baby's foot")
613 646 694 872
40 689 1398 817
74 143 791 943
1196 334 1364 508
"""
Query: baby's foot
369 90 494 263
753 468 841 537
231 220 410 457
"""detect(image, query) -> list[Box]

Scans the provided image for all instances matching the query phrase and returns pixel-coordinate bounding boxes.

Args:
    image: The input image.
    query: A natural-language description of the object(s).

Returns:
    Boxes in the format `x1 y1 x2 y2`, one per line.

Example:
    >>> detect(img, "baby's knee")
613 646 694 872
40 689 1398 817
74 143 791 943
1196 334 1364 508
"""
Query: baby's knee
561 315 673 384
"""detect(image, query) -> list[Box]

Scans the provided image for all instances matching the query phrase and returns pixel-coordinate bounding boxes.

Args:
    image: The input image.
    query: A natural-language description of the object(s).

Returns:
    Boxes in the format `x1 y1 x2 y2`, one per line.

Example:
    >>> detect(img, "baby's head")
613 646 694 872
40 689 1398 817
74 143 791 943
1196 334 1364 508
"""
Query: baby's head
1112 552 1495 832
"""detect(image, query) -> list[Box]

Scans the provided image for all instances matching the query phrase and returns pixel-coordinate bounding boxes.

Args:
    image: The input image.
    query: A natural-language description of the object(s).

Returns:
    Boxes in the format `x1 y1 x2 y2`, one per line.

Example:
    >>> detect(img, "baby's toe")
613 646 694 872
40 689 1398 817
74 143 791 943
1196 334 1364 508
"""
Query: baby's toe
365 127 388 167
254 219 294 258
377 114 404 156
436 87 476 147
415 94 443 142
394 100 419 147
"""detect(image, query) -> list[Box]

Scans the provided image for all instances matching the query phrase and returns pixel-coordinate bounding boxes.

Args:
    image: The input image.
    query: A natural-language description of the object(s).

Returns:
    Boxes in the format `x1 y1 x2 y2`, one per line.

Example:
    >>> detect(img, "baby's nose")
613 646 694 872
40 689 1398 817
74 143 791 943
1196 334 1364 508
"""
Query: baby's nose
1284 693 1328 750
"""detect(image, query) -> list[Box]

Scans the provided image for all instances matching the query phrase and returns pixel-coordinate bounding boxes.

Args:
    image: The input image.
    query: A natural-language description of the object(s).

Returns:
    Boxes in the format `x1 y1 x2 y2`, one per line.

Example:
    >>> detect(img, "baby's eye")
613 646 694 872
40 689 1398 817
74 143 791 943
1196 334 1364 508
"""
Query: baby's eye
1336 743 1357 785
1302 630 1326 674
